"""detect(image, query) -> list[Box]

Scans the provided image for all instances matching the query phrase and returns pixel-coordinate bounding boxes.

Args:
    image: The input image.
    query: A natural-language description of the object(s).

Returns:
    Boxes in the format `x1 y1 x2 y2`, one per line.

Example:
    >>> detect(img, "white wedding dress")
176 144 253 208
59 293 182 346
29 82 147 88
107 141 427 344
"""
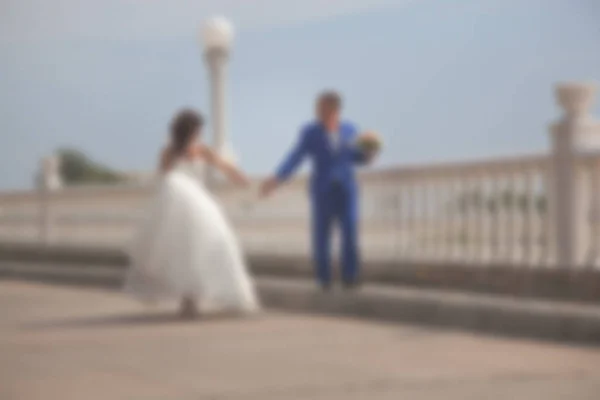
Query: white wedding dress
125 157 259 313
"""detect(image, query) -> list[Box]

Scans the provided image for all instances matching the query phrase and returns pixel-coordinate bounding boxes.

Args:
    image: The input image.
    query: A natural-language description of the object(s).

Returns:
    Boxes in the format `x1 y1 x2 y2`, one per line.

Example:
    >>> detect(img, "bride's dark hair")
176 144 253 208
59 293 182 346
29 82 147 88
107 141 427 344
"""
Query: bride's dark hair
170 109 204 155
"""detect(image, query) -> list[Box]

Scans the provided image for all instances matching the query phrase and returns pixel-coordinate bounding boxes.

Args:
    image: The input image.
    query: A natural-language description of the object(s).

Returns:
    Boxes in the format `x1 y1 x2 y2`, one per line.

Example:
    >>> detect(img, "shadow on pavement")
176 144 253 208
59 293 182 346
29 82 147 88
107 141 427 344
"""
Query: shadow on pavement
20 310 259 331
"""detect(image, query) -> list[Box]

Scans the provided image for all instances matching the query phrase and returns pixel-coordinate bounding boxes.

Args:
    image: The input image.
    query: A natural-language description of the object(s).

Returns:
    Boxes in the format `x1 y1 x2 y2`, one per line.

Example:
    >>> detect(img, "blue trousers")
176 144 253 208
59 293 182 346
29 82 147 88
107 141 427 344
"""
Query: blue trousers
311 183 360 285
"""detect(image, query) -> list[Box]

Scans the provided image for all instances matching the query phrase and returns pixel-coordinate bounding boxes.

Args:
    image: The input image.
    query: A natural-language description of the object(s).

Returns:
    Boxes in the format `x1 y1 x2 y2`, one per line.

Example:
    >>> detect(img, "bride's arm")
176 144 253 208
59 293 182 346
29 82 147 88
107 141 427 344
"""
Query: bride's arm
158 147 173 173
198 145 250 186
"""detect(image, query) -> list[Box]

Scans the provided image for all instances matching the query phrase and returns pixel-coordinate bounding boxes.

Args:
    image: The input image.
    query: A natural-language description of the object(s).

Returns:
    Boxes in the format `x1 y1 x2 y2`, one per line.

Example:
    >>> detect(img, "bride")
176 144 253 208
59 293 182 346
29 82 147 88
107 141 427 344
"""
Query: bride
125 109 260 317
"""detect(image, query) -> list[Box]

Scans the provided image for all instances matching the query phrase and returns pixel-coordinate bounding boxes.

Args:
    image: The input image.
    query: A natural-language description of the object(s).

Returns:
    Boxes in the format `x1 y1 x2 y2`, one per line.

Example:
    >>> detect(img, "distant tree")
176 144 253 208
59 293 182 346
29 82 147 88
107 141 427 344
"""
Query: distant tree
57 148 126 185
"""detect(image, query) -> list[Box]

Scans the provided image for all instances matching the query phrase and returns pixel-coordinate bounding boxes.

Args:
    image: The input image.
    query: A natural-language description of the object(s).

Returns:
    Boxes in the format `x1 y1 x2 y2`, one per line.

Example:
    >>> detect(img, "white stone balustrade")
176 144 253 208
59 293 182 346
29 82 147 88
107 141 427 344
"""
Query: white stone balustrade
1 83 599 269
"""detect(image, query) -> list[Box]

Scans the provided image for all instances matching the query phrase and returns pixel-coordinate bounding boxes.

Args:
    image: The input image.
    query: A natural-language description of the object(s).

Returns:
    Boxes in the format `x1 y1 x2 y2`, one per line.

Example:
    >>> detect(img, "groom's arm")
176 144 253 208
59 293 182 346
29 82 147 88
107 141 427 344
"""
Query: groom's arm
260 127 310 198
275 127 310 182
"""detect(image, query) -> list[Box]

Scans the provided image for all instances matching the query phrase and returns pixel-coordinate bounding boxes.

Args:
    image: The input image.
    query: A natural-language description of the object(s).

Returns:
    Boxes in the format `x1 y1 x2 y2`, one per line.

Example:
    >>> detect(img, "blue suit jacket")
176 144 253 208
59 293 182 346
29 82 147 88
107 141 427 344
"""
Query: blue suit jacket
276 121 366 198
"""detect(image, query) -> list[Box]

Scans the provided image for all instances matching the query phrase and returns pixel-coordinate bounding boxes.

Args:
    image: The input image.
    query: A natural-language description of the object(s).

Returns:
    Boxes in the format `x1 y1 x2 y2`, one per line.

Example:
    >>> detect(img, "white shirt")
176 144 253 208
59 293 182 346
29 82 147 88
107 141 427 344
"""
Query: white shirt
327 130 340 152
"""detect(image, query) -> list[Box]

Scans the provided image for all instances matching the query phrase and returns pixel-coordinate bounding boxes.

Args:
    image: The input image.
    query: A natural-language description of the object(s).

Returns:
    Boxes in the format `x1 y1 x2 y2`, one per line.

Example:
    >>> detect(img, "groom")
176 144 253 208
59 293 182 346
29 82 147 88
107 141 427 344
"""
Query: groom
260 91 377 290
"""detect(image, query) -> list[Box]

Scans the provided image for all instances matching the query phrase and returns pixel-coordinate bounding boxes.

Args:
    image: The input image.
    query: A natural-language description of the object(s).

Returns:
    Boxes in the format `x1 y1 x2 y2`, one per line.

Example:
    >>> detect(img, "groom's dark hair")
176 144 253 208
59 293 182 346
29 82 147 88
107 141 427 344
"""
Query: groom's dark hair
317 91 342 110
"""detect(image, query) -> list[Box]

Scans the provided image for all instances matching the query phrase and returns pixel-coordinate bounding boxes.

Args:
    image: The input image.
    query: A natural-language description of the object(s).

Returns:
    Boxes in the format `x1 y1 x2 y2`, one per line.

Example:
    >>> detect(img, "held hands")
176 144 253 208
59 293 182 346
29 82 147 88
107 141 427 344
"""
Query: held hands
259 177 279 198
232 170 251 187
225 173 276 198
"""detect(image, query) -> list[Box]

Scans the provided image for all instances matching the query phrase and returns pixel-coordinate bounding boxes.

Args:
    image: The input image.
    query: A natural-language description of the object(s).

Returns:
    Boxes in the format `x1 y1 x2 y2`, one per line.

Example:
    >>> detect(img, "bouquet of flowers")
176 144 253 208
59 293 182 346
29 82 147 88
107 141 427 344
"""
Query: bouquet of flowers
356 130 382 154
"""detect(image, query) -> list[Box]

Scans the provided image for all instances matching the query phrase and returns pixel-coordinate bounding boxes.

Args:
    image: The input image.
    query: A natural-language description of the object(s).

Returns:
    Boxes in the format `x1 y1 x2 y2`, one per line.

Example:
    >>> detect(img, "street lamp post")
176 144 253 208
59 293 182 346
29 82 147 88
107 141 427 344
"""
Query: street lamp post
202 16 236 186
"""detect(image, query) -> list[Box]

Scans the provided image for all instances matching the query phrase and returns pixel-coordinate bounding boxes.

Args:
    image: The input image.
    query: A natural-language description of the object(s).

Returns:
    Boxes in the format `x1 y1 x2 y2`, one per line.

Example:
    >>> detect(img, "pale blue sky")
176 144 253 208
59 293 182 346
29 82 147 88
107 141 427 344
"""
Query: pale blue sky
1 0 600 189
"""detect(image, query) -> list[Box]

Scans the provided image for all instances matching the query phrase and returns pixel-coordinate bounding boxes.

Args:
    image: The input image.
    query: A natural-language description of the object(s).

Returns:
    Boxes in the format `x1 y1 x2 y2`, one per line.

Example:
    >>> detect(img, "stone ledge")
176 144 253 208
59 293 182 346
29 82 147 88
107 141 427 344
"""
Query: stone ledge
260 278 600 345
2 261 600 345
1 242 599 303
0 242 127 266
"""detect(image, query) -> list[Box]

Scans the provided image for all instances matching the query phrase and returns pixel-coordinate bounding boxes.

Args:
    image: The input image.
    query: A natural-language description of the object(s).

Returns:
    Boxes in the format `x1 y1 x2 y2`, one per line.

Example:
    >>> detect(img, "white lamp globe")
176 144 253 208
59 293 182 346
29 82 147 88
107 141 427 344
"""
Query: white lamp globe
202 16 234 51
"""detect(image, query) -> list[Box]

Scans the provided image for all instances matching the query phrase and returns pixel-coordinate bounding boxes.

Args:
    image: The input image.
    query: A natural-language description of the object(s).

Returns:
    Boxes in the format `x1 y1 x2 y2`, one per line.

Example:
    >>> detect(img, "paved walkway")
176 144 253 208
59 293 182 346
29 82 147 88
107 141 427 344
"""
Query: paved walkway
1 281 600 400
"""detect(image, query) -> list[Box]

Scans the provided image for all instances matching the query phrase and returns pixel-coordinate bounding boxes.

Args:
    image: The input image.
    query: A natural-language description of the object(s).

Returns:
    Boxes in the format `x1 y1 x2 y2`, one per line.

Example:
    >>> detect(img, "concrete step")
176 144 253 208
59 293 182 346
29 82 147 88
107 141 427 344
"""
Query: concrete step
2 242 600 304
1 261 600 345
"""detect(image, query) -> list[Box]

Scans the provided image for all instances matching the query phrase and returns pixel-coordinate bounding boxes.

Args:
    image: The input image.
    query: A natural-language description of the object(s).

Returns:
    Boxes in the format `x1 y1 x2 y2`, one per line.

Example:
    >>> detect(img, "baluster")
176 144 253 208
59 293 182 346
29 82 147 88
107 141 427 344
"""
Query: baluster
458 176 470 263
377 179 392 261
586 158 600 267
472 171 486 263
414 180 425 260
392 181 402 261
405 178 417 260
373 180 382 261
434 179 444 261
392 183 403 261
497 174 510 264
394 182 403 259
540 169 553 267
489 174 501 264
464 174 476 263
505 171 518 265
460 175 472 262
436 179 448 261
416 179 425 260
429 179 440 261
375 180 386 261
522 169 536 266
423 180 433 260
361 181 371 261
449 177 461 261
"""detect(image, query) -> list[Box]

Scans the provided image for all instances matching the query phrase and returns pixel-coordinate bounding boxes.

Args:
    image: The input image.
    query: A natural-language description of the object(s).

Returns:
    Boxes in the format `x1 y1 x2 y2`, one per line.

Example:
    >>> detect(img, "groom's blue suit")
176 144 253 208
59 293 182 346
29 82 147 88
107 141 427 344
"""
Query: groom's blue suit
276 121 367 286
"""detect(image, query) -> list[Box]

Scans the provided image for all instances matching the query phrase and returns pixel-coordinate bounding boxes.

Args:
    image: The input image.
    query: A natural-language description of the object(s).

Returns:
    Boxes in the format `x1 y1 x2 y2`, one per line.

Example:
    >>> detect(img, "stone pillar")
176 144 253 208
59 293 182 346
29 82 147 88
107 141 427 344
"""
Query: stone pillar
36 155 62 244
205 48 236 162
550 82 598 268
202 17 236 187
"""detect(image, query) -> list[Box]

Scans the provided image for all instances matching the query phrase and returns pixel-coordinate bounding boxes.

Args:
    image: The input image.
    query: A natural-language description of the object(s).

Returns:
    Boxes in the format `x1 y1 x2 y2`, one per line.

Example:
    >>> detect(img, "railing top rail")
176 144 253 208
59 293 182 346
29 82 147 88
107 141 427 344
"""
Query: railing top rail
213 153 552 196
577 150 600 166
363 153 549 181
48 183 155 199
0 183 155 203
0 152 551 201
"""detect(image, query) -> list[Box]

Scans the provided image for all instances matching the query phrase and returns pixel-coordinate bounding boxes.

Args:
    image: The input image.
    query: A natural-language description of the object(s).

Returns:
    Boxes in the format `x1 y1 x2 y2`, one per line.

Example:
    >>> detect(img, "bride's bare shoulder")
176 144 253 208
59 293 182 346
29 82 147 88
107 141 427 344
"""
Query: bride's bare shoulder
194 144 215 161
159 146 174 170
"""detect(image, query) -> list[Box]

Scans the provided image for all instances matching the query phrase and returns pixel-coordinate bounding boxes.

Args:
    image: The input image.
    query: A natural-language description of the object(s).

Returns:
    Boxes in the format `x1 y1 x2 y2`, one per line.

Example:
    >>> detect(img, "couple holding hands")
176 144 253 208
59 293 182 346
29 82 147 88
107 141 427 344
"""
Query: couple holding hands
126 91 381 317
